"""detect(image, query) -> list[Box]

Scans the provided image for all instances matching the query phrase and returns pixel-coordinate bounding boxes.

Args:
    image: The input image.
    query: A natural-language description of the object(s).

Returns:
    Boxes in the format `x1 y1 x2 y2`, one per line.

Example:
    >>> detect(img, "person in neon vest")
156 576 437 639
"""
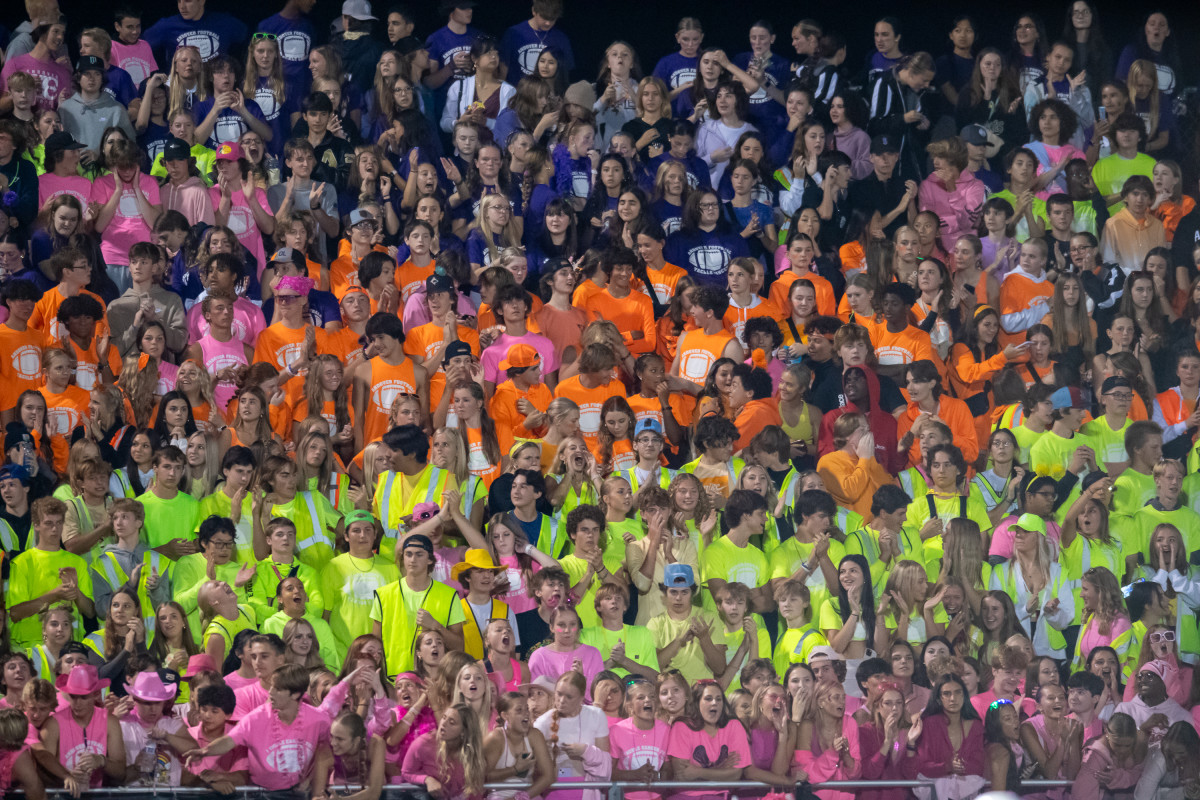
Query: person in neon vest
88 497 170 618
371 532 465 673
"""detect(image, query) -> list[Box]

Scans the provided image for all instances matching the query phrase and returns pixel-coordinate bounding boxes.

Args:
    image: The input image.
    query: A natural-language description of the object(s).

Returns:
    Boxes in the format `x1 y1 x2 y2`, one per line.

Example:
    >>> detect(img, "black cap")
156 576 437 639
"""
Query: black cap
1101 375 1133 394
402 533 435 554
870 134 899 155
426 272 454 295
75 55 104 74
44 131 84 153
394 35 425 56
443 339 472 365
162 137 190 162
4 422 32 452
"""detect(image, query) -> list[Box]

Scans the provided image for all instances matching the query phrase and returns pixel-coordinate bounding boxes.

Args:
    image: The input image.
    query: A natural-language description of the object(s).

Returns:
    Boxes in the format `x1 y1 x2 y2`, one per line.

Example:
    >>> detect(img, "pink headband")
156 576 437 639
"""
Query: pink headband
275 275 313 295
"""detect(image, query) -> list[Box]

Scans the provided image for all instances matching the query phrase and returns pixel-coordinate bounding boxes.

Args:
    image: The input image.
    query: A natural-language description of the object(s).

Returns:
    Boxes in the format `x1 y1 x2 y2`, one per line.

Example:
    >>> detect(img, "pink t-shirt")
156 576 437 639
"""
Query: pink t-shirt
480 331 559 385
90 174 162 266
528 644 605 699
610 718 670 800
224 671 257 690
231 681 268 722
227 702 329 791
1078 616 1132 667
157 361 179 396
208 187 270 276
187 722 249 776
666 719 752 800
110 40 158 85
0 53 71 108
38 174 92 209
186 298 265 346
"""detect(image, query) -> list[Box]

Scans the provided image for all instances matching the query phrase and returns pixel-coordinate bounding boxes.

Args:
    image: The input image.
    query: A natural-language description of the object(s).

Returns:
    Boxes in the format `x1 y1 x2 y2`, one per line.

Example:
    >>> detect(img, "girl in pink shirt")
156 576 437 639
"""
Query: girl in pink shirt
667 681 752 800
792 681 861 800
1075 567 1132 669
402 703 486 800
90 140 162 275
209 142 273 276
528 608 605 700
610 679 671 800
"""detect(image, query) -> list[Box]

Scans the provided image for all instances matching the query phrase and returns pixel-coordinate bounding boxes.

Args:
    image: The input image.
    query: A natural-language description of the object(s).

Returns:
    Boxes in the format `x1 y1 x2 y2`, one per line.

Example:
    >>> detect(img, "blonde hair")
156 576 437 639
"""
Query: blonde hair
244 36 285 106
474 194 522 265
360 442 387 504
1126 60 1161 139
167 46 207 113
432 428 469 484
881 560 929 619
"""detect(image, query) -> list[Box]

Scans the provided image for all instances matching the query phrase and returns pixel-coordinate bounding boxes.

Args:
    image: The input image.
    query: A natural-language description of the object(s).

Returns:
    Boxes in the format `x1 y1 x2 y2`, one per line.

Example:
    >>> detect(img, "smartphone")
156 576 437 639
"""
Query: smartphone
1098 106 1106 121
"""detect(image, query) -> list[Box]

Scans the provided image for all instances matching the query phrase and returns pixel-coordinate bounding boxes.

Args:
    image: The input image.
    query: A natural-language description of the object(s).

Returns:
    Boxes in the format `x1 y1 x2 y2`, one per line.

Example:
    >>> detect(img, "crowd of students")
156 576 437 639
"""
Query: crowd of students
2 0 1200 798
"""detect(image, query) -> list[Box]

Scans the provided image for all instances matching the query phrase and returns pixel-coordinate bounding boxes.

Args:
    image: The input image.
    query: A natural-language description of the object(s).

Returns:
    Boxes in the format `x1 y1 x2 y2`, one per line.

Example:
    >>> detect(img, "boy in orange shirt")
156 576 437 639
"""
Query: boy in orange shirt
871 283 938 384
403 273 480 410
329 209 386 298
998 237 1054 348
636 226 687 307
0 280 49 420
553 343 624 451
489 344 553 455
582 246 656 355
351 312 428 449
394 220 437 305
672 285 745 390
729 363 782 453
30 248 108 343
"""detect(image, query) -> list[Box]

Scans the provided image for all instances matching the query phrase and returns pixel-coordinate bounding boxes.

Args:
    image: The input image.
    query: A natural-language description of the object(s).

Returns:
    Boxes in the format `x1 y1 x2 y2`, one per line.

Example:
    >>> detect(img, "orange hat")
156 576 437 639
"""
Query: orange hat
498 344 540 371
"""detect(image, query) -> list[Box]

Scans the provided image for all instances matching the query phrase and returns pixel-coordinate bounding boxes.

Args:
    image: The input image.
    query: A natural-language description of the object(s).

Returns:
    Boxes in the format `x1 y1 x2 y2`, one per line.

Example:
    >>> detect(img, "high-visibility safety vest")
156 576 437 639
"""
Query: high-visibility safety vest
111 469 135 498
614 466 676 494
994 560 1073 654
460 596 509 659
1072 613 1134 671
377 466 455 554
375 578 459 675
94 550 164 638
30 645 55 679
295 491 334 569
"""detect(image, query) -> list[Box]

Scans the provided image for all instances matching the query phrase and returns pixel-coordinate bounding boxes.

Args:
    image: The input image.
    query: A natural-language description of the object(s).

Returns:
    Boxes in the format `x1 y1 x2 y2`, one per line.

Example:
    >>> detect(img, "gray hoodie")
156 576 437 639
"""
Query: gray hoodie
59 92 135 151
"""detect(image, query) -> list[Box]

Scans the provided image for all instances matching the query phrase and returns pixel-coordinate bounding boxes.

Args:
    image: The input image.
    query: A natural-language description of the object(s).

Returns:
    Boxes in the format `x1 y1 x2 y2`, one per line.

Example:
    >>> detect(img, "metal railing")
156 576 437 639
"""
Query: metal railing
16 778 1078 798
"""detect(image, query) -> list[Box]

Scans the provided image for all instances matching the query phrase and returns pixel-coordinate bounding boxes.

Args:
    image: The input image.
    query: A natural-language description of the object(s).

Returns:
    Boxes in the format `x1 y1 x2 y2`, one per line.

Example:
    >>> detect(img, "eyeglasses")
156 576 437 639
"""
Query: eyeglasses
252 32 278 41
698 202 719 209
1104 392 1133 401
276 295 301 304
1149 631 1176 644
209 538 235 549
393 86 413 94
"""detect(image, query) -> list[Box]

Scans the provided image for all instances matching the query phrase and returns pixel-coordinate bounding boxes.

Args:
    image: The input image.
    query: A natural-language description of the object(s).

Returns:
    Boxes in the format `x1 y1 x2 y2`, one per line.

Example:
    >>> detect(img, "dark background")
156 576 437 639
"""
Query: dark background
49 0 1200 86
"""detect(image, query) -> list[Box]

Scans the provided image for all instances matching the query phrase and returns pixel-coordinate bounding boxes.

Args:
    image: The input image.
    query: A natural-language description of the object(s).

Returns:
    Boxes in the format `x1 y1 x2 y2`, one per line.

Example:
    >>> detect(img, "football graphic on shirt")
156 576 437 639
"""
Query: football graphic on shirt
256 87 280 121
278 31 310 62
11 344 42 380
176 31 219 60
688 245 731 275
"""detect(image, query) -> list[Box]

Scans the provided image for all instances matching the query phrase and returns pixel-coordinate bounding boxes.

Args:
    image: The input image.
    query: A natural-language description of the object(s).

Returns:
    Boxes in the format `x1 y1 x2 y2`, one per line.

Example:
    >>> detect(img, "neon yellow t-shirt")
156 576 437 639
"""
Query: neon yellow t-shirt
700 537 769 609
773 624 830 676
137 489 200 548
1112 469 1156 516
8 547 94 649
1029 430 1095 480
1126 504 1200 560
321 553 400 650
1011 423 1047 466
646 608 724 682
767 537 845 615
1080 416 1133 468
603 518 643 575
197 489 256 564
580 623 661 677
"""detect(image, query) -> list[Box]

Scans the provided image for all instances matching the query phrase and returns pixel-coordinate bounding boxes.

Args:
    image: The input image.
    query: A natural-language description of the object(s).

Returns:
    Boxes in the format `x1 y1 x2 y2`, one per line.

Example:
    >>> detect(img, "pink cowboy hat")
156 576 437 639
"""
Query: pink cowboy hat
55 664 110 695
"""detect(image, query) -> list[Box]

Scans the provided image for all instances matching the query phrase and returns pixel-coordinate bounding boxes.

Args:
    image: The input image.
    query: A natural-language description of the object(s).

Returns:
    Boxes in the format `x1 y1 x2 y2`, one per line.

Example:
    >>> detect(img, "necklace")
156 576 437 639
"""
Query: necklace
348 553 375 572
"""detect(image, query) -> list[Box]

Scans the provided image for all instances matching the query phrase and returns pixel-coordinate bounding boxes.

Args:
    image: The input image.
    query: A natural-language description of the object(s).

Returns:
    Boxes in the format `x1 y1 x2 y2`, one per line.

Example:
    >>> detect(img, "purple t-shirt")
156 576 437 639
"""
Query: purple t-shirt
143 11 248 63
653 52 699 91
481 331 559 385
425 25 481 72
191 96 267 149
498 22 575 79
256 12 314 88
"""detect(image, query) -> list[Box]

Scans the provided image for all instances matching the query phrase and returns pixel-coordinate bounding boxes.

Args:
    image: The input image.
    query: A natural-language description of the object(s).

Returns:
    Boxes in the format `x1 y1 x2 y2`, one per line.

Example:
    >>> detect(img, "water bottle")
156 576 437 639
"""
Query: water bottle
139 741 158 783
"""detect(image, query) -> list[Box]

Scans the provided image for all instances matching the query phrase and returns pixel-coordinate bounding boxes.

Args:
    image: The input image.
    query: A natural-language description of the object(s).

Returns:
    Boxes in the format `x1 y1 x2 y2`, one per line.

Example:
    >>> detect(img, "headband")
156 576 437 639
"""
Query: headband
275 275 313 295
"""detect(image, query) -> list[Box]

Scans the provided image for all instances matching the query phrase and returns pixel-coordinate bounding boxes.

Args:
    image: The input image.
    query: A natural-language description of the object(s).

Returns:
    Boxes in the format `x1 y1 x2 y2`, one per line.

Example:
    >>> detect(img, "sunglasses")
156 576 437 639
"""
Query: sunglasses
252 32 278 41
1149 631 1176 644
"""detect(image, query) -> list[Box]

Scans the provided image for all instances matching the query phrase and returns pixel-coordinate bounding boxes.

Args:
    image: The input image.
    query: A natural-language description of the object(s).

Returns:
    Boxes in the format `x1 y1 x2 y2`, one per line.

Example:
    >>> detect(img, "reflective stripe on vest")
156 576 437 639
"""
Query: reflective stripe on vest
112 469 134 498
0 519 18 552
296 492 331 552
139 552 162 638
998 562 1070 652
538 515 563 560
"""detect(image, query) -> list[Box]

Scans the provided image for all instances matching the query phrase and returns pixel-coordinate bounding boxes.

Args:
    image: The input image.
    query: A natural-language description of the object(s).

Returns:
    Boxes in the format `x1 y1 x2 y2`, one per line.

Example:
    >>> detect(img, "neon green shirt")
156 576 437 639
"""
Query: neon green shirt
8 547 93 650
1112 469 1156 516
321 553 400 650
1080 416 1133 468
137 489 200 548
1029 430 1094 480
580 623 661 677
700 537 769 609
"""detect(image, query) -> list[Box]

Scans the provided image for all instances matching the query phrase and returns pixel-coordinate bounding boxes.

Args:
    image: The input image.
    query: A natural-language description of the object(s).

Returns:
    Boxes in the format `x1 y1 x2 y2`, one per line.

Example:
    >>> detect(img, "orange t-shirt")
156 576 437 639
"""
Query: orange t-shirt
329 245 389 299
30 287 108 343
553 375 624 449
655 316 697 364
870 323 936 369
57 335 122 391
361 356 418 445
403 322 481 411
292 397 355 438
322 326 364 365
40 384 90 474
837 241 866 276
723 295 784 347
816 450 895 520
252 322 320 403
998 270 1053 348
490 380 554 455
646 262 688 305
675 328 736 387
0 324 49 410
1154 196 1197 242
626 392 690 441
395 259 436 305
462 425 502 487
769 270 836 317
583 289 657 355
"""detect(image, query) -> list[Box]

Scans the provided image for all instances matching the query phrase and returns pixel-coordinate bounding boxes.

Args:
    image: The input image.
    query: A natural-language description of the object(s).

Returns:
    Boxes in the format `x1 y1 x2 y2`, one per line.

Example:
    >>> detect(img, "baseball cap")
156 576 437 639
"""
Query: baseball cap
162 137 191 161
75 55 104 74
1049 385 1088 411
4 423 32 452
270 247 297 264
214 141 243 162
44 131 84 153
635 418 664 438
1100 376 1132 394
499 344 540 371
443 340 473 365
870 134 899 155
426 272 454 295
663 563 695 588
341 0 377 21
1014 513 1047 536
959 123 1003 158
349 208 377 228
807 645 844 663
402 532 435 554
0 464 31 486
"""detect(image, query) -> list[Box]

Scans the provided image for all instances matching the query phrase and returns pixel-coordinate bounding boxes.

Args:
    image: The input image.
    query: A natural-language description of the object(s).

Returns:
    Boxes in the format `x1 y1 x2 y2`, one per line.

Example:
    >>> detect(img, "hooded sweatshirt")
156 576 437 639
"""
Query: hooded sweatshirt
817 365 904 473
59 92 135 151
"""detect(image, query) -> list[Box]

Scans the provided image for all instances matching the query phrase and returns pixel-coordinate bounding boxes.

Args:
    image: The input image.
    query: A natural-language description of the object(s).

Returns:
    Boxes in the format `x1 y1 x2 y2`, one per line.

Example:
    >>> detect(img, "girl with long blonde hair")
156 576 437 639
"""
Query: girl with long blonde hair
167 45 206 112
1075 567 1130 668
471 194 522 273
876 559 947 651
244 34 287 136
176 359 224 432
